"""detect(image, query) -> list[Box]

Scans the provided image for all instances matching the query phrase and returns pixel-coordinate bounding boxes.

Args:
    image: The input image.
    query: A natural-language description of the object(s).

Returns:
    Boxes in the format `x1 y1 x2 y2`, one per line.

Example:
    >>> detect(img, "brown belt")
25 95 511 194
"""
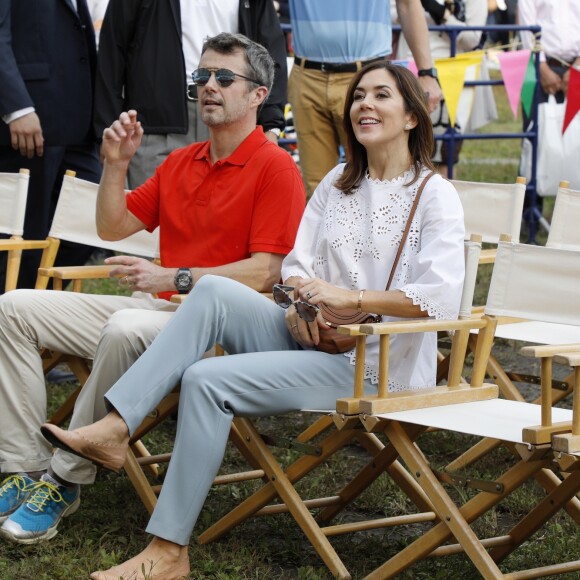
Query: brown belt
294 56 386 73
545 56 574 68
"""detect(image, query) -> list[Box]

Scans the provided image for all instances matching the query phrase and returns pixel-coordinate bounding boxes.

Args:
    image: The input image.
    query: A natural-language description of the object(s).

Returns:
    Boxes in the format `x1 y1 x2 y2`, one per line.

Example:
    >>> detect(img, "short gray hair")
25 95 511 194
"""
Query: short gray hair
201 32 275 93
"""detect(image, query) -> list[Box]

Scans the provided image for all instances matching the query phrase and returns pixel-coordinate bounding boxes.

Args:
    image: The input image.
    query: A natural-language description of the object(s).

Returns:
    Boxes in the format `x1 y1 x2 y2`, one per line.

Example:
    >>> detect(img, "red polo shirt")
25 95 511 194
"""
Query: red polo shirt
126 127 305 300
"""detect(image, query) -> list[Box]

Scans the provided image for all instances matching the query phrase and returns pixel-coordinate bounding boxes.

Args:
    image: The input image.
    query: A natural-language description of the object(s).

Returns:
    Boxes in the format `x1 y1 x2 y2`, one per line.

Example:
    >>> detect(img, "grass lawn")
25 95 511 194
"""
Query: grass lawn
2 72 578 579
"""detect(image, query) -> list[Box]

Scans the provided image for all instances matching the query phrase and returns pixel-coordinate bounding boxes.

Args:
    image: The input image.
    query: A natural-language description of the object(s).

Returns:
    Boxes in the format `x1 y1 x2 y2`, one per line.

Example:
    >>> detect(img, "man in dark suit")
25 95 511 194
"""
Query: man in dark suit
0 0 102 290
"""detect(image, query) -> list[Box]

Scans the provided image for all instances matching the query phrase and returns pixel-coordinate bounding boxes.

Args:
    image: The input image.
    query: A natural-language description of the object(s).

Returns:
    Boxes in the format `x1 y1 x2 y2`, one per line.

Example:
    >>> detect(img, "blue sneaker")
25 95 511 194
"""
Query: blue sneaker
0 474 36 524
0 476 80 544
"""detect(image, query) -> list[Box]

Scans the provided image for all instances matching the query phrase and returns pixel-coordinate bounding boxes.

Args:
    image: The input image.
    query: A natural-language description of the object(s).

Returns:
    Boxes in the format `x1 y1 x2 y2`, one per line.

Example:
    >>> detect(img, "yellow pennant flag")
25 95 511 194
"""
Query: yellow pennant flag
435 52 484 126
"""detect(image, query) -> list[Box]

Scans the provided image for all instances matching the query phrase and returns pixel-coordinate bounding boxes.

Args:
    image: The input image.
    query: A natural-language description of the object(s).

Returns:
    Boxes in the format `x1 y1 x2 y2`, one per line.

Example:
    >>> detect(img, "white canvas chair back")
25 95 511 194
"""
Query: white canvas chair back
0 169 29 236
49 172 159 258
546 182 580 251
485 241 580 327
452 178 526 243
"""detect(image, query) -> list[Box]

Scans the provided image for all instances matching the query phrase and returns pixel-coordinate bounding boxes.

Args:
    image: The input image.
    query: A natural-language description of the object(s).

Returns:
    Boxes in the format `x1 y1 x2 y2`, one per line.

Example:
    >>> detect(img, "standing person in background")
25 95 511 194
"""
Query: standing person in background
0 0 101 290
519 0 580 105
518 0 580 210
393 0 493 177
287 0 443 198
95 0 288 189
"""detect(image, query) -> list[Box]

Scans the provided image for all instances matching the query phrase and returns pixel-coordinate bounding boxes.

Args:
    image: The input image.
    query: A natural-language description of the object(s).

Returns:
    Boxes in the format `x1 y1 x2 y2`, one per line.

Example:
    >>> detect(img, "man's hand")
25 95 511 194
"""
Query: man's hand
418 75 443 112
9 112 44 158
106 256 173 294
539 62 564 96
101 110 144 167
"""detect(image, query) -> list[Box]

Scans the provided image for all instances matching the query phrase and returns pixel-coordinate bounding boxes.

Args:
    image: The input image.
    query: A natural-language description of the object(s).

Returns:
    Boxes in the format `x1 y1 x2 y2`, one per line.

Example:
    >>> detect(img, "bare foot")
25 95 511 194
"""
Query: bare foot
90 537 190 579
77 411 130 447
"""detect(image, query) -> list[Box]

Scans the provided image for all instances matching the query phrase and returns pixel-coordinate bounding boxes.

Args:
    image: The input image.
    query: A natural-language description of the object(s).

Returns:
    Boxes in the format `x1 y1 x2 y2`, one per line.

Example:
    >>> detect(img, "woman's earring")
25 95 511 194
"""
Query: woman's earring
405 124 412 130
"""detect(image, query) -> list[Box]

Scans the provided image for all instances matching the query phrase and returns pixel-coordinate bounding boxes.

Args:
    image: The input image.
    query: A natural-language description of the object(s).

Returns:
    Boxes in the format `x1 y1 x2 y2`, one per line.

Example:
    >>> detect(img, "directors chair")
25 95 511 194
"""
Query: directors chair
0 169 49 292
331 240 580 578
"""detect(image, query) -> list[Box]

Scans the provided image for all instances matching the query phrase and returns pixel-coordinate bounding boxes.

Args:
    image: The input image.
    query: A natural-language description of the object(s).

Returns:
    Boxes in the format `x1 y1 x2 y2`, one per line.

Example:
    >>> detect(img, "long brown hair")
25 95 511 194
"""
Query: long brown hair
335 62 435 194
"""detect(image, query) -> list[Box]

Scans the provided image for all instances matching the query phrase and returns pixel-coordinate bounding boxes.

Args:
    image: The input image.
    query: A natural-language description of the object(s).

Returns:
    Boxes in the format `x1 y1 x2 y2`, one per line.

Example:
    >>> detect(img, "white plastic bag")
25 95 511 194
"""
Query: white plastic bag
523 96 580 197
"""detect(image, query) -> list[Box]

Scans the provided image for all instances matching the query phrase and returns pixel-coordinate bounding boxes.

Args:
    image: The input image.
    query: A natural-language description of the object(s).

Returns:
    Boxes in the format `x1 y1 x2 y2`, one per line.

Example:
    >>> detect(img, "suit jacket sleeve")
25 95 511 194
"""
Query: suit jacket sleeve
241 0 288 133
93 0 139 139
0 0 34 117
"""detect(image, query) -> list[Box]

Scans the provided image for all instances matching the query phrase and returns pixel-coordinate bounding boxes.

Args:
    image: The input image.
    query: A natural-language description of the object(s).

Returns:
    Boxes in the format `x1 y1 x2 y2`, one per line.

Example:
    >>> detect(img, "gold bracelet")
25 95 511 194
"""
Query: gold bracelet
357 289 365 312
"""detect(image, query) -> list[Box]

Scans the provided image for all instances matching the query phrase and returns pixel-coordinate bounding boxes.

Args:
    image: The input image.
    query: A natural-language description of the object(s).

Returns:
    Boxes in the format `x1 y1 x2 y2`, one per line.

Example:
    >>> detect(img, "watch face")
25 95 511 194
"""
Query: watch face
175 269 193 292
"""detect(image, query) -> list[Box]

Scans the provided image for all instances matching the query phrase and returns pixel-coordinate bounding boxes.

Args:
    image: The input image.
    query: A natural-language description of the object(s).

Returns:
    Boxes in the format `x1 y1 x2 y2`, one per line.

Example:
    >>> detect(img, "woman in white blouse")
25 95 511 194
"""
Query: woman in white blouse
44 62 465 579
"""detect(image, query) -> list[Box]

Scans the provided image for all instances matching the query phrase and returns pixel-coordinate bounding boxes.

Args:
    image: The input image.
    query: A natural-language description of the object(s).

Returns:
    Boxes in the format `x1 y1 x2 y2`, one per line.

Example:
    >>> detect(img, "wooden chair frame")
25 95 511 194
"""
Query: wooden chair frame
0 169 52 292
38 170 158 427
198 241 580 578
451 180 580 470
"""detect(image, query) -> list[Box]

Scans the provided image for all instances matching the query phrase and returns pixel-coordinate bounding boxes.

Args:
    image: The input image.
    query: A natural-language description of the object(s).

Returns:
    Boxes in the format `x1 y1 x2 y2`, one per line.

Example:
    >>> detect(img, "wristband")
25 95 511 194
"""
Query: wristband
357 289 365 312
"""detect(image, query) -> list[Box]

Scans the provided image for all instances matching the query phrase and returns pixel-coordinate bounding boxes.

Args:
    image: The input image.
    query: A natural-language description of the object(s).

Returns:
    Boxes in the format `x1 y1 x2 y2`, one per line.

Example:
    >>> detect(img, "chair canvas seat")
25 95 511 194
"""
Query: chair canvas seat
374 398 573 442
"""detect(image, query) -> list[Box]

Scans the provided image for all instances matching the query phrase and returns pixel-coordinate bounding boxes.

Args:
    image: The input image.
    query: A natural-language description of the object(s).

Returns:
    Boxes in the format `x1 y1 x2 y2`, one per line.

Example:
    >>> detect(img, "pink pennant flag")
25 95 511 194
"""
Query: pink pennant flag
497 49 532 119
405 59 418 77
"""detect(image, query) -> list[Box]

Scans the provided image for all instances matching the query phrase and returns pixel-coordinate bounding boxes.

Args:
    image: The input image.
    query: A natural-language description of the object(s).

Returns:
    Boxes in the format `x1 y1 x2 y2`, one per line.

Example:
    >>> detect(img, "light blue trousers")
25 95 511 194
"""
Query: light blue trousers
105 275 375 545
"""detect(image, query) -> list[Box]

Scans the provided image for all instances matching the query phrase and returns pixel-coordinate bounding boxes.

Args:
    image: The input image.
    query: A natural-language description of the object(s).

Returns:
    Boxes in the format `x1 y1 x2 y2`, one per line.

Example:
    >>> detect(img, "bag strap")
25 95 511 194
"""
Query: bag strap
386 171 435 290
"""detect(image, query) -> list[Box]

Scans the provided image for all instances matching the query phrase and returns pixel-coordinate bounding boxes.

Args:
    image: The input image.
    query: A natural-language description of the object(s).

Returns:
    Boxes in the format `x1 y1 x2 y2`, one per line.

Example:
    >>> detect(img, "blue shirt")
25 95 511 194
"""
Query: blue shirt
289 0 392 62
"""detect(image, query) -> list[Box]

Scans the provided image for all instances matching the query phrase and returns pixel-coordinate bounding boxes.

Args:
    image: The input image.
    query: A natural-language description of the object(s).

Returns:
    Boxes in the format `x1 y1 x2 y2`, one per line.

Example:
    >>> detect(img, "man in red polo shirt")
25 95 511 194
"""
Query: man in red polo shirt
0 33 305 544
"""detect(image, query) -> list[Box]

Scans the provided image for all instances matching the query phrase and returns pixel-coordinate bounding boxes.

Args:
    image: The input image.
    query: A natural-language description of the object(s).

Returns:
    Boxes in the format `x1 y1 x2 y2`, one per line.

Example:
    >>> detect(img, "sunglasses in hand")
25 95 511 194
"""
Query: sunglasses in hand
272 284 320 323
192 67 262 88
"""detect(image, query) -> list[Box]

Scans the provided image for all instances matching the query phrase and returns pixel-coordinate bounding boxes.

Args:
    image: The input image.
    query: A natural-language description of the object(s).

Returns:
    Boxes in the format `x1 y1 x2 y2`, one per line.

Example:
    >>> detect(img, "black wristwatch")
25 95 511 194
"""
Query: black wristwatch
174 268 193 294
418 67 438 79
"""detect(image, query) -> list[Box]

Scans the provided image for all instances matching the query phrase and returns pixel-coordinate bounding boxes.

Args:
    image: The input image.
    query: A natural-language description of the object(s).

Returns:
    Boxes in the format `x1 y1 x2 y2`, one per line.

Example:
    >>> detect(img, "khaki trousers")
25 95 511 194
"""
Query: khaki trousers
288 65 352 198
0 289 177 481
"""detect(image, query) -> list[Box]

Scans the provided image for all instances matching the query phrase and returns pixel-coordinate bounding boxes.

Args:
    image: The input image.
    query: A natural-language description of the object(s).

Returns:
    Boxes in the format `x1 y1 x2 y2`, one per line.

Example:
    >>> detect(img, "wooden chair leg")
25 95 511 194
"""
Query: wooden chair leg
226 418 351 579
490 468 580 564
365 421 550 579
124 448 158 515
198 423 359 545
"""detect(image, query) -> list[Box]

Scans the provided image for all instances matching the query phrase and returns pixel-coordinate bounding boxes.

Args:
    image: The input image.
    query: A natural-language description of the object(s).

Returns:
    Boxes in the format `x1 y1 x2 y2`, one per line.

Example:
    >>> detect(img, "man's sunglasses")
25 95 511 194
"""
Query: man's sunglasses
272 284 320 323
191 68 262 88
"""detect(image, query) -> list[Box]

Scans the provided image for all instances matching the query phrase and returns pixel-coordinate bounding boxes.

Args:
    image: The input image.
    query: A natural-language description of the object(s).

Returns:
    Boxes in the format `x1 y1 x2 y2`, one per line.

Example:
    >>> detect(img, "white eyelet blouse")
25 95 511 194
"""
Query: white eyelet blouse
281 164 466 391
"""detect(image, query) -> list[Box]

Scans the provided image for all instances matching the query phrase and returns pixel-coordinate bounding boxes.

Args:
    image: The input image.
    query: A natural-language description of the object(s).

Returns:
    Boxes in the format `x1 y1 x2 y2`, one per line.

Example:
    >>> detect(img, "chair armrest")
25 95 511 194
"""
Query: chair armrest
479 248 497 264
336 324 368 336
0 239 50 251
38 264 116 280
353 317 487 336
553 352 580 366
520 343 580 358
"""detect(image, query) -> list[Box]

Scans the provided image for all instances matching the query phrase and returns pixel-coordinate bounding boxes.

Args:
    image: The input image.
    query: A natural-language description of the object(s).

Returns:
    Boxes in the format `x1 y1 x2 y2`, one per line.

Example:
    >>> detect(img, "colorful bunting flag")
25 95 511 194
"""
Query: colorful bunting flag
563 67 580 134
435 53 484 127
497 49 531 119
520 52 537 118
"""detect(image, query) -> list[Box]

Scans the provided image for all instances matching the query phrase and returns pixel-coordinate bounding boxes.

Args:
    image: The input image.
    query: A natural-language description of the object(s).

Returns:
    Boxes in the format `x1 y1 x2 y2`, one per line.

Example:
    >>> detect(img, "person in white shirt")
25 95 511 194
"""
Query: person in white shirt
519 0 580 99
43 61 465 580
85 0 109 48
518 0 580 207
